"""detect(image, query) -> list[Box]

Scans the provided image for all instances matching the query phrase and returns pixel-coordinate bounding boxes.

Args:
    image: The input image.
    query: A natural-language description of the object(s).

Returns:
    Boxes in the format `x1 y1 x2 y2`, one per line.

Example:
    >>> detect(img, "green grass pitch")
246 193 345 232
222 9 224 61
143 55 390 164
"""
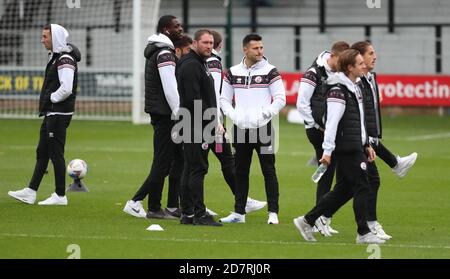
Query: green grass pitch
0 115 449 259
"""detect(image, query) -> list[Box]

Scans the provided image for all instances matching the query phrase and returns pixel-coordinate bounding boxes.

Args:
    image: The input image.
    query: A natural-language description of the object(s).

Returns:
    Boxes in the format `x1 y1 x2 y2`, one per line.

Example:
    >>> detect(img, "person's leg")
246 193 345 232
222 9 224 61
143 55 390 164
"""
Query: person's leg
305 128 335 206
366 161 380 222
29 118 50 191
180 143 194 216
188 143 209 218
212 132 236 195
233 126 253 215
167 143 183 208
345 152 371 236
374 141 397 168
132 116 175 212
46 115 72 196
304 155 352 226
256 123 279 214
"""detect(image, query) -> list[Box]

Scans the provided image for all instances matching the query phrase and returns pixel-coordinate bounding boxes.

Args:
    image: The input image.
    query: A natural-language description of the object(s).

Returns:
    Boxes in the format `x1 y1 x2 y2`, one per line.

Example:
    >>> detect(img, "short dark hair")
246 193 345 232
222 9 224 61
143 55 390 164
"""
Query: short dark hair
242 33 262 47
331 41 350 55
351 41 372 55
194 29 212 41
210 30 222 49
157 15 176 33
43 24 51 33
337 49 360 75
174 34 193 49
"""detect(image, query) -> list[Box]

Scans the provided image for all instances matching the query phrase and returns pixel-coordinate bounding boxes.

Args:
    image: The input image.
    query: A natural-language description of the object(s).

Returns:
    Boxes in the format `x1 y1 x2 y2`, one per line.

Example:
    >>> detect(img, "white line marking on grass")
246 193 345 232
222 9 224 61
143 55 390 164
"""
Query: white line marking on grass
404 132 450 141
1 232 449 250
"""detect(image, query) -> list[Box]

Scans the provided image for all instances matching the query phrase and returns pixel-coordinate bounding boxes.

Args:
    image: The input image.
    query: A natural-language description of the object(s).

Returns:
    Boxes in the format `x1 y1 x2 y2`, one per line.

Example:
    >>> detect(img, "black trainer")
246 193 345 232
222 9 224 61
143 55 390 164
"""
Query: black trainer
165 207 182 218
180 214 194 225
193 213 223 226
146 209 178 220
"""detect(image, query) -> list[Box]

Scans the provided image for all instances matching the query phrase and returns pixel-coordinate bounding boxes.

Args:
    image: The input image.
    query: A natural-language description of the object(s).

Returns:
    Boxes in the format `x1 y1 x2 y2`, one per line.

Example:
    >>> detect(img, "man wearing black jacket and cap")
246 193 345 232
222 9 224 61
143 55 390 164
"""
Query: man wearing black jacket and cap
176 29 222 226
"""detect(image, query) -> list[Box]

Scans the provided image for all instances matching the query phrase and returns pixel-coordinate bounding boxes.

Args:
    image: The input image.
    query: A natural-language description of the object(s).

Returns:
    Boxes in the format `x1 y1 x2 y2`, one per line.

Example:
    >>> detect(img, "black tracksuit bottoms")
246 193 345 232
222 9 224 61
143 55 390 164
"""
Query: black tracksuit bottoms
306 127 337 209
181 142 209 218
132 114 183 211
233 122 279 215
373 141 398 169
304 151 371 235
29 114 72 196
210 131 236 195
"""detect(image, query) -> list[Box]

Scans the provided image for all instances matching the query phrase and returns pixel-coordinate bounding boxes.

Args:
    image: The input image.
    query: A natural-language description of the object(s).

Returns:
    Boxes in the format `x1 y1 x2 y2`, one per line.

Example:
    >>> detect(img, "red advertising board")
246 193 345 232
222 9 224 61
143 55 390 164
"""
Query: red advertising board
281 72 450 107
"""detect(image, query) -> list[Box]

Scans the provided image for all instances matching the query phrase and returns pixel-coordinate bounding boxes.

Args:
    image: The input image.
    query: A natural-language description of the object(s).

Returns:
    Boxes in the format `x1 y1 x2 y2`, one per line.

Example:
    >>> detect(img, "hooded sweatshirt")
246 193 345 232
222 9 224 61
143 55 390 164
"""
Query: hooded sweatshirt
143 33 180 116
39 24 81 116
221 57 286 129
296 51 335 129
322 72 367 156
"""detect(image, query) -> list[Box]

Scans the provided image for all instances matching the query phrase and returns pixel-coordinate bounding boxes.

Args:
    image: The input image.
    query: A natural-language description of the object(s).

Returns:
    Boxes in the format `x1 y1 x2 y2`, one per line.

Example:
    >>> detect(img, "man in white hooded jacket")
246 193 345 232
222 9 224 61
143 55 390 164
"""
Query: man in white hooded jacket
220 34 286 225
9 24 80 206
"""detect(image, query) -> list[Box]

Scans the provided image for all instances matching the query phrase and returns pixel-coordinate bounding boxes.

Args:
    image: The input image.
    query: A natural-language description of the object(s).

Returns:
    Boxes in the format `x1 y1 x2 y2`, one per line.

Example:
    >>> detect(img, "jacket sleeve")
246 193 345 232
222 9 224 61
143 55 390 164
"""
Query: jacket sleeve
220 70 236 122
322 87 346 156
296 68 318 128
206 57 223 123
157 50 180 116
263 67 286 118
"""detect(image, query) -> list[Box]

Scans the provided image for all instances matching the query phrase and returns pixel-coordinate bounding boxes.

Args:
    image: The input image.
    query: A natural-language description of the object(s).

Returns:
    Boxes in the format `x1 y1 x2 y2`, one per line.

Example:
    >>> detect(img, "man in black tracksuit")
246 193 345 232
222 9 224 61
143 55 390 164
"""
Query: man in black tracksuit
293 49 384 244
123 15 184 219
352 41 417 240
8 24 80 206
176 29 222 226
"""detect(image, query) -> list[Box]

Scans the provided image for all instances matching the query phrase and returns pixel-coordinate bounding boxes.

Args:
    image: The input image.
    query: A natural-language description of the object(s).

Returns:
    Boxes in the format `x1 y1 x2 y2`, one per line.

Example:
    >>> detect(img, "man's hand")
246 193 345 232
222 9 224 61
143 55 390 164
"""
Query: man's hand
366 146 376 162
216 123 225 135
319 154 331 166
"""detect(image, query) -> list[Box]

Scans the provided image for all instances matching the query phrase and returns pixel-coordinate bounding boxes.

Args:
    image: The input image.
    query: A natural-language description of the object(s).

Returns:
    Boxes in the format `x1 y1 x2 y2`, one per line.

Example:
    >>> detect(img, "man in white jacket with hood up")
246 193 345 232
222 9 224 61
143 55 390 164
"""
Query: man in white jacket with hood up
220 34 286 225
9 24 80 206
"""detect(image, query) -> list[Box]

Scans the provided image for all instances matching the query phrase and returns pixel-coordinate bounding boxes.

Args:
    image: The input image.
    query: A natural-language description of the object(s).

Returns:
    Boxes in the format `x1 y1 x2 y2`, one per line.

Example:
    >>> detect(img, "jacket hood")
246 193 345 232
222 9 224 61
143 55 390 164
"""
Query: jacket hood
240 56 268 70
144 33 174 59
315 51 334 74
66 43 81 62
51 24 71 53
327 72 359 93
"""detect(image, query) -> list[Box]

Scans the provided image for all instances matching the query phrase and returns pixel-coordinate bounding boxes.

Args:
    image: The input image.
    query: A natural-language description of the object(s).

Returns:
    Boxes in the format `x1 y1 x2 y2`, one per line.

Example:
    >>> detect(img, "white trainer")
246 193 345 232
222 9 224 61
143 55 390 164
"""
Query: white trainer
314 216 332 237
219 212 245 223
206 207 218 216
368 221 392 240
392 152 417 178
293 216 316 242
123 200 146 218
323 216 339 234
245 197 267 213
38 192 67 206
356 232 386 244
267 212 279 224
8 187 36 204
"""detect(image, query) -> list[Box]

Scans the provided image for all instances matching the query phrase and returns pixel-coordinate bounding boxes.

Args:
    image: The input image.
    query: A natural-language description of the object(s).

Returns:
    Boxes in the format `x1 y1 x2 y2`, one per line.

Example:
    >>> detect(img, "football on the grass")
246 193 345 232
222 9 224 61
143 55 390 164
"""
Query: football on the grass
67 159 88 179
